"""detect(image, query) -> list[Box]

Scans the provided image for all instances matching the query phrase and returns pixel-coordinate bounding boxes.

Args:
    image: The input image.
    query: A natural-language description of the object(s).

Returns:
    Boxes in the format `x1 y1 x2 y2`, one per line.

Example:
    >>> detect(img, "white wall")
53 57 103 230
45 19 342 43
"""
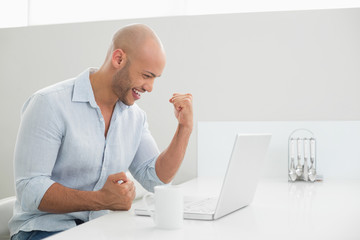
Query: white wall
198 121 360 180
1 8 360 199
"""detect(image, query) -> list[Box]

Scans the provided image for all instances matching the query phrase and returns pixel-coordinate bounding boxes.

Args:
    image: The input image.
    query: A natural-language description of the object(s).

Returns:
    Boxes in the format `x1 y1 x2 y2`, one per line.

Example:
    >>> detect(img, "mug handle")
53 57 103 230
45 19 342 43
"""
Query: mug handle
142 193 154 218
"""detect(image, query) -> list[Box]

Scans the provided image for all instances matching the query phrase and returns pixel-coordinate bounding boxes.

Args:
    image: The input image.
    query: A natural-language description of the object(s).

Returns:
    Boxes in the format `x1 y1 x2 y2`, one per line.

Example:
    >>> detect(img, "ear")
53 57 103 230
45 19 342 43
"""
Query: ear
112 49 127 69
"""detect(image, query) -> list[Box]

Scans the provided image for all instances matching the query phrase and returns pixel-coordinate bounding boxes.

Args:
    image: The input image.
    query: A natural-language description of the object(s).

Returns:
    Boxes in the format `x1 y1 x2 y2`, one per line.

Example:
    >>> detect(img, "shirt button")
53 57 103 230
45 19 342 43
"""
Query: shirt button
100 118 104 122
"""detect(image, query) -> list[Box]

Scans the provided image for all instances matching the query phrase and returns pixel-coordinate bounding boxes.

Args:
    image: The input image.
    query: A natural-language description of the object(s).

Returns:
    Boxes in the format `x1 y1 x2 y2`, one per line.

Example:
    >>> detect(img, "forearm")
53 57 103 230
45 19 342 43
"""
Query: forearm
155 124 192 183
38 183 103 213
38 172 135 213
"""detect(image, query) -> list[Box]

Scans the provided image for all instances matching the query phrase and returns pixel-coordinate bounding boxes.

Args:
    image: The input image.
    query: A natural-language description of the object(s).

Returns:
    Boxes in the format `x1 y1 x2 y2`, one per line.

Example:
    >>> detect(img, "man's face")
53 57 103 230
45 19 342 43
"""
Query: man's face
111 45 166 106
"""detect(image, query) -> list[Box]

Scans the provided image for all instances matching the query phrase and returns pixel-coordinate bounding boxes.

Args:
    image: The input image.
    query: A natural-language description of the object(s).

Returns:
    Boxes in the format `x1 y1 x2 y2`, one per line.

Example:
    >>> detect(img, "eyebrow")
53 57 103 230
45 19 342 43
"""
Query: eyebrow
145 71 161 78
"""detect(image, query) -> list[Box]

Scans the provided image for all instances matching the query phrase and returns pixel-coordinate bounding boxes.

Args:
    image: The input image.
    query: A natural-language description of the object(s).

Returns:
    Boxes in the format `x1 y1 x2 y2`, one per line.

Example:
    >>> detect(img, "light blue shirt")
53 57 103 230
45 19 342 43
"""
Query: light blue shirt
9 68 165 236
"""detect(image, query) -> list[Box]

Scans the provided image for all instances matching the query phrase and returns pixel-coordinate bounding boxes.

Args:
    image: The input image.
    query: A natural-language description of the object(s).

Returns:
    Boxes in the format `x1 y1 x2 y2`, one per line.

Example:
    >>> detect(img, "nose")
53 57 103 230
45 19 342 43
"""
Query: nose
143 79 154 93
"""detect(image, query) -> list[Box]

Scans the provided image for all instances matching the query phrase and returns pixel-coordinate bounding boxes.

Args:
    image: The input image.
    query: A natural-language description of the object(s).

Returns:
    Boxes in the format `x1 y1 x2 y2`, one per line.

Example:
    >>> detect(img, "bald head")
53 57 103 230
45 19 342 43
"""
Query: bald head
106 24 165 63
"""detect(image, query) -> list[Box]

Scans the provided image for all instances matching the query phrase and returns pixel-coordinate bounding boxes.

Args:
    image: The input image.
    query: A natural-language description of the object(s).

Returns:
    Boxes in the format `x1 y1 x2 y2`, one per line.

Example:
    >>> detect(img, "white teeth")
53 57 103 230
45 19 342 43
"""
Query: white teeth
133 88 141 96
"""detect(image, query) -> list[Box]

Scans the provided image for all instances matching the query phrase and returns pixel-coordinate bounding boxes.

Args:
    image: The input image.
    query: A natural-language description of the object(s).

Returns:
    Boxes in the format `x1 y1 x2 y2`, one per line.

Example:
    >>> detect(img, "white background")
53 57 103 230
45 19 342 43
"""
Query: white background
2 0 360 28
198 121 360 180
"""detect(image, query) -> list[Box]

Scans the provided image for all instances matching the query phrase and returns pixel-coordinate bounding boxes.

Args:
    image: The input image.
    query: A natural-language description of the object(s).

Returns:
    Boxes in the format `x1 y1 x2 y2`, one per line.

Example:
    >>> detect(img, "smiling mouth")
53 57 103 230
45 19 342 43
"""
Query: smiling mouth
132 88 143 98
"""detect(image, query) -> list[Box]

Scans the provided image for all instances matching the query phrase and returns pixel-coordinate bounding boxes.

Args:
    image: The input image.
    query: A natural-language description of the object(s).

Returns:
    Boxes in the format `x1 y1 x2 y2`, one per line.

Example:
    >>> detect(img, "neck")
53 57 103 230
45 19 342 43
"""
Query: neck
90 67 118 108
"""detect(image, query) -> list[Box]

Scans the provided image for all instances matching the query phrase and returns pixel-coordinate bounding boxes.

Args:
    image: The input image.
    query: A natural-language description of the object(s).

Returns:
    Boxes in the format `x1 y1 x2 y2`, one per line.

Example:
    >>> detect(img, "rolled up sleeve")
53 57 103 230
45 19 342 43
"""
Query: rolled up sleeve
14 94 62 212
16 177 55 212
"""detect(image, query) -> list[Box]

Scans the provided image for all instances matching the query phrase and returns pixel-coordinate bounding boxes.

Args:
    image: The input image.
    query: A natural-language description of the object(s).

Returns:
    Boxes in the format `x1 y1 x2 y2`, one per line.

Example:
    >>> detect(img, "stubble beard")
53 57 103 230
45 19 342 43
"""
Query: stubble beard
112 63 133 106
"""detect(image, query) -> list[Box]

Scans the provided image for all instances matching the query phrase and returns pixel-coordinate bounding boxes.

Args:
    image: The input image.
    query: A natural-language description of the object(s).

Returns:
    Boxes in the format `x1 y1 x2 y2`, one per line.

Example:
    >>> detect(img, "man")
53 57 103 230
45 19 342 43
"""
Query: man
9 24 193 240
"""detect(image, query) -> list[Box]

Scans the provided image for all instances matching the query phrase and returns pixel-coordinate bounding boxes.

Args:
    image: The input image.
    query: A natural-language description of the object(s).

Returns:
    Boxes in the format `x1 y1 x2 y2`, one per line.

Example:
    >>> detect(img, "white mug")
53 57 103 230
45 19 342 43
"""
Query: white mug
143 185 183 229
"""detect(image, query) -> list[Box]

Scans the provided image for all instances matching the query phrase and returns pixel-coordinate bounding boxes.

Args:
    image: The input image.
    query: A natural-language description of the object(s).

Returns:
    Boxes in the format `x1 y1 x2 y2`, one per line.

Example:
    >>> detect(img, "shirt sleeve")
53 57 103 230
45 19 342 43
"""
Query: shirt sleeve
14 94 62 212
128 113 166 192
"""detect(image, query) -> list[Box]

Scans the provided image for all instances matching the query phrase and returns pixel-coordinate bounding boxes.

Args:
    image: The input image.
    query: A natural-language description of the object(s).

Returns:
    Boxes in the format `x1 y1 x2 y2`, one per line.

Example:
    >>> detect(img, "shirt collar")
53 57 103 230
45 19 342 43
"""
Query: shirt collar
72 68 99 108
72 68 131 111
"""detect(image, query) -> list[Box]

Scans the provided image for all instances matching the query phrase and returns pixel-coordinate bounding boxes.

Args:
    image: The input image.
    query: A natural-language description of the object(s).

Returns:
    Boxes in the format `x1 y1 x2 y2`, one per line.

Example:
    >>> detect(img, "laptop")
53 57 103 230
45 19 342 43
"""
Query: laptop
134 133 272 220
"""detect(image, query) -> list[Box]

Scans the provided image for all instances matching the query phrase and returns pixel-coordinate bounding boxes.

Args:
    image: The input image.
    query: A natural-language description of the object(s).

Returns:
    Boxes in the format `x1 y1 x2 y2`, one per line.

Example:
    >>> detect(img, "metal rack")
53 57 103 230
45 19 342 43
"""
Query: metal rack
288 129 319 182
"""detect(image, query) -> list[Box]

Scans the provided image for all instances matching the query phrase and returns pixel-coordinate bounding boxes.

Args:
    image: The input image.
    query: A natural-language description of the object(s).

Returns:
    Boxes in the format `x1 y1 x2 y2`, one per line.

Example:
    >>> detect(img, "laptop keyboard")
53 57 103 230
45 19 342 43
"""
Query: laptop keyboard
184 197 218 214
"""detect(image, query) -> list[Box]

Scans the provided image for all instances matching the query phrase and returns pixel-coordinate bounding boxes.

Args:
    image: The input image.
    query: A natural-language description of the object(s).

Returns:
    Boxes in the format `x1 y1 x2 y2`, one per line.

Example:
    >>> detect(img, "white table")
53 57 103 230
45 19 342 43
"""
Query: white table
47 178 360 240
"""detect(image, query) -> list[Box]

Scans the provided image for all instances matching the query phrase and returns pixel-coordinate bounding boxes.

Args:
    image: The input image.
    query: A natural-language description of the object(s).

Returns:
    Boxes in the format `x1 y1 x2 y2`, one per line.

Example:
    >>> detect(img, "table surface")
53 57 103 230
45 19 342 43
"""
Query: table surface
47 177 360 240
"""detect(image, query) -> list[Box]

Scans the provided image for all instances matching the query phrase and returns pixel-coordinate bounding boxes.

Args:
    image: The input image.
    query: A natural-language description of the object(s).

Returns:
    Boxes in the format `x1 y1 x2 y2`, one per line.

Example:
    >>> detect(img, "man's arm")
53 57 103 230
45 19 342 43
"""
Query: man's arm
155 93 193 183
38 172 135 213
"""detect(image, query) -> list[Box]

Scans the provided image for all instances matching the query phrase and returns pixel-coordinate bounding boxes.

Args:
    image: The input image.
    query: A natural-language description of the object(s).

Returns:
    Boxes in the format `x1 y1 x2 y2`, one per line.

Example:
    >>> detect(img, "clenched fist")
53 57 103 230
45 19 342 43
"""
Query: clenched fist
98 172 136 211
169 93 193 130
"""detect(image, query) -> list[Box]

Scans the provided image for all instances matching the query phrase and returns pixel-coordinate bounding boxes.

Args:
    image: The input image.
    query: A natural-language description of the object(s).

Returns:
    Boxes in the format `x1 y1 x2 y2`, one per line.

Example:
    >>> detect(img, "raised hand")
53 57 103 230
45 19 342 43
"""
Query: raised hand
169 93 193 130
